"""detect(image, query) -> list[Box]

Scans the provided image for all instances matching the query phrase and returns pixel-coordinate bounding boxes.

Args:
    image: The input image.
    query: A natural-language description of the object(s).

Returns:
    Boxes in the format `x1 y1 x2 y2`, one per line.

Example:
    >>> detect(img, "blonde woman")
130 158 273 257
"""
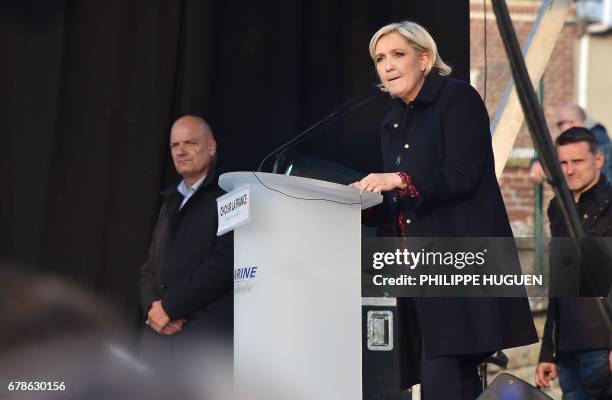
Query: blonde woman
355 21 537 399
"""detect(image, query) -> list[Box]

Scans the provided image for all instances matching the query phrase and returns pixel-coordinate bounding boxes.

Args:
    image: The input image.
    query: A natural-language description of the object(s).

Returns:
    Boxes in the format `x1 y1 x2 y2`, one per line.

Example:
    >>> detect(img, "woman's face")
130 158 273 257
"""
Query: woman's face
374 32 429 103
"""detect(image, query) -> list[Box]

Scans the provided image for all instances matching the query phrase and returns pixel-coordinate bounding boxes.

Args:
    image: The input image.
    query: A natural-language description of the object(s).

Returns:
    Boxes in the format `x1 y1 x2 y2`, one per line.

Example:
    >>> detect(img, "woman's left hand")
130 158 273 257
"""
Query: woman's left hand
352 173 403 193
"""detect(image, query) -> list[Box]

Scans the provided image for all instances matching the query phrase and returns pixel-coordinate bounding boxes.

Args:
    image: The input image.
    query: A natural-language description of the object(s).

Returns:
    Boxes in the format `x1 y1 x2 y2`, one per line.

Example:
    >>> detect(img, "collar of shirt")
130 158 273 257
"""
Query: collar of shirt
576 175 610 212
381 72 447 129
177 175 206 209
413 71 446 104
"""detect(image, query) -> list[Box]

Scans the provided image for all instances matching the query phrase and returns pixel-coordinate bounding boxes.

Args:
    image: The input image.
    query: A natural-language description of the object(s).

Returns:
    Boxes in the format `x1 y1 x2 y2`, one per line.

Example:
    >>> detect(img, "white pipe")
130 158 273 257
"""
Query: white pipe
604 0 611 26
578 34 590 109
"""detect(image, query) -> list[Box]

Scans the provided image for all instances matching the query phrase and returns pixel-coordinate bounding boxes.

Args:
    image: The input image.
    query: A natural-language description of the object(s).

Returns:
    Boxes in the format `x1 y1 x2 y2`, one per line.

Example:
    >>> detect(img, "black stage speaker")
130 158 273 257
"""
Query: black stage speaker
362 297 412 400
477 373 553 400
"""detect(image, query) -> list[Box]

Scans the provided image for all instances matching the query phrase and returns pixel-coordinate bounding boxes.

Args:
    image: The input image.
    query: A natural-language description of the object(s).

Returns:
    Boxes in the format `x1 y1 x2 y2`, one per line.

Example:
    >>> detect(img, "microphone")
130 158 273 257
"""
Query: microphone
257 95 375 172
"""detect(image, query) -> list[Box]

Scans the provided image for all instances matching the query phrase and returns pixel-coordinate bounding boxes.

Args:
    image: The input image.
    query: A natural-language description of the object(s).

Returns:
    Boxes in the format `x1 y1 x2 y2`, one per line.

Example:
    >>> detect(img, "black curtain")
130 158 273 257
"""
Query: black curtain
0 0 468 321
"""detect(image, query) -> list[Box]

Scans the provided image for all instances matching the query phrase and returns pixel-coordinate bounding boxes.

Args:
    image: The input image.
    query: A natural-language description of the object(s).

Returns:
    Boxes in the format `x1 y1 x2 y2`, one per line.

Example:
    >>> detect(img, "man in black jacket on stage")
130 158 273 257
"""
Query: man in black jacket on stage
536 127 611 398
139 115 233 360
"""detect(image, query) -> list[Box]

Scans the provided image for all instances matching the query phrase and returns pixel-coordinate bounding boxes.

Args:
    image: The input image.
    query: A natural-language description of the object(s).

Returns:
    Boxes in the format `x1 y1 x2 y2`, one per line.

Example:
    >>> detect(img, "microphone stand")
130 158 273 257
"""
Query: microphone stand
257 95 375 173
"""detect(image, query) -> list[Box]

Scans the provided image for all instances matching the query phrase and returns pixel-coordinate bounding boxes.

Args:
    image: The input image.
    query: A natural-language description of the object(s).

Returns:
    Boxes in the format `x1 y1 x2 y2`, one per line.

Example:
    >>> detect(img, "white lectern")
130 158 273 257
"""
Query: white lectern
219 172 382 400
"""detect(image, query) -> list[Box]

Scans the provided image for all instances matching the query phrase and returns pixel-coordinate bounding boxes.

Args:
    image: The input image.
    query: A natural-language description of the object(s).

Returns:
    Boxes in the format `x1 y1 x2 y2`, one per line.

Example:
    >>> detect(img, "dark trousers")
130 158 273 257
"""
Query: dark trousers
420 349 483 400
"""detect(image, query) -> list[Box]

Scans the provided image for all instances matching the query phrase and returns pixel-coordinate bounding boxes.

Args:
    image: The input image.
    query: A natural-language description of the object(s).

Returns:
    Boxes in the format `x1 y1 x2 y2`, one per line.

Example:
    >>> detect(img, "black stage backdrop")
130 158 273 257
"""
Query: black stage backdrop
0 0 468 322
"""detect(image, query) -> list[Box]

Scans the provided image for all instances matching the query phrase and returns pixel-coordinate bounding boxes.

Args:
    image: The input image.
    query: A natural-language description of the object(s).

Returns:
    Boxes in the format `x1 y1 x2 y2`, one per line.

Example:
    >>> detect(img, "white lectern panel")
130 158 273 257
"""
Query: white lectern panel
219 172 382 400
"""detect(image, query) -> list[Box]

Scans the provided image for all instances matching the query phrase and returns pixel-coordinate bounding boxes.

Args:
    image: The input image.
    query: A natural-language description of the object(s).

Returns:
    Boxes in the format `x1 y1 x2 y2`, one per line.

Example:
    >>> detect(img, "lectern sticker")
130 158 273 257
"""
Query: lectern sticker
234 265 258 295
217 185 250 235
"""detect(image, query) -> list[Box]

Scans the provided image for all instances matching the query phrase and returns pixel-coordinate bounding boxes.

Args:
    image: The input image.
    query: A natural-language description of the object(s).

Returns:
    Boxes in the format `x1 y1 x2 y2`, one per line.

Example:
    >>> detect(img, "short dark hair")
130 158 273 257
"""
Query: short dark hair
555 127 599 154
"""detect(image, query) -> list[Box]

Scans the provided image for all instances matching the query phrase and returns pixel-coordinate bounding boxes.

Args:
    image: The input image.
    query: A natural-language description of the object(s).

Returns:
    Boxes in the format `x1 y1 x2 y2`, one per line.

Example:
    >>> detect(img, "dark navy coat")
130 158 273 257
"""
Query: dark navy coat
377 72 538 384
381 72 512 237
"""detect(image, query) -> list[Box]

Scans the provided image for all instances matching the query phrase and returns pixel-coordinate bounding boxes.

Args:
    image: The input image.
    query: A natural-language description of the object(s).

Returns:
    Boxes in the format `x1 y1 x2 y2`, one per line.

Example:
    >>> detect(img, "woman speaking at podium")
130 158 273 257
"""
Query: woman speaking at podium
354 21 537 399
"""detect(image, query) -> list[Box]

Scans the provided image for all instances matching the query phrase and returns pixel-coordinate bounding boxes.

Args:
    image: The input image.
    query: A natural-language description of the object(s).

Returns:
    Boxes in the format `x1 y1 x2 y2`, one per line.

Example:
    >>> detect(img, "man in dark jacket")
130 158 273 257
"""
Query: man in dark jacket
140 115 233 361
530 102 611 184
536 127 611 398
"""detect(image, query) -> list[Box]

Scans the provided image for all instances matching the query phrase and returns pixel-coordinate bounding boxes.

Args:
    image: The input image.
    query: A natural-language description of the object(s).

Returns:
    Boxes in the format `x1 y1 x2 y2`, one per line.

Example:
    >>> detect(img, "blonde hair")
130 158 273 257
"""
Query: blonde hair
369 20 452 77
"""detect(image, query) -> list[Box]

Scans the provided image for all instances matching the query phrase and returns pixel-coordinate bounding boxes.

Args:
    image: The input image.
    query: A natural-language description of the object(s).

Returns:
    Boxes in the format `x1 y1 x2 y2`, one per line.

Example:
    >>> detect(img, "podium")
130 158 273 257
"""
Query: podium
219 172 382 400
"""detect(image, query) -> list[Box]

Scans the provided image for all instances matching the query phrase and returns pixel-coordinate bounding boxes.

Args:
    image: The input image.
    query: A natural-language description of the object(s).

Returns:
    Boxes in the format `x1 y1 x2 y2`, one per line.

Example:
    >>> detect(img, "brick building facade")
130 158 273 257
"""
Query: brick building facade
470 0 577 236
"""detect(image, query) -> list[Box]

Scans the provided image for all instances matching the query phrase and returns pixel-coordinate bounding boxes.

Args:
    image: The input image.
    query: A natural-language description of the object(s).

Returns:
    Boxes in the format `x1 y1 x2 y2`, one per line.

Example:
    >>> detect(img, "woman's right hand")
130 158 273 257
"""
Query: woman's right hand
352 173 404 193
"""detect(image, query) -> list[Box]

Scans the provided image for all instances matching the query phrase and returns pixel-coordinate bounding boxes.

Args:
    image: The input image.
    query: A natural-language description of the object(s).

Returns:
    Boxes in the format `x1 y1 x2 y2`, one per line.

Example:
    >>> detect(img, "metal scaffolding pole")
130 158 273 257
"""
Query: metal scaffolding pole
491 0 610 326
